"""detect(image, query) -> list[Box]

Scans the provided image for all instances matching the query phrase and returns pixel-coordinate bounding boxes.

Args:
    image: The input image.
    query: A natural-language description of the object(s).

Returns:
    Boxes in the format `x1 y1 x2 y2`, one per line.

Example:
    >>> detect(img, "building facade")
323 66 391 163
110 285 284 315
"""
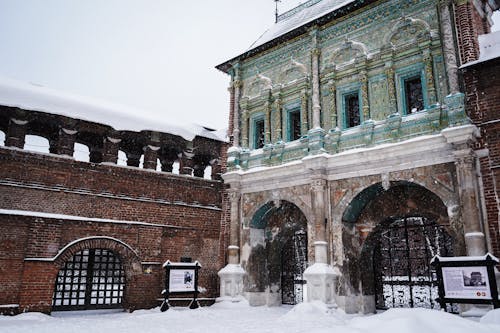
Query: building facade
216 0 499 313
0 84 228 314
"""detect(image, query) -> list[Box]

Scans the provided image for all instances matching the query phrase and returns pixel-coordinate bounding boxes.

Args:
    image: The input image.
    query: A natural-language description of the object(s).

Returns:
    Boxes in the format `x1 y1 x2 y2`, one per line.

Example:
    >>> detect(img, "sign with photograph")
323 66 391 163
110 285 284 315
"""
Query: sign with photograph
442 266 491 299
431 253 499 310
169 269 196 292
161 260 202 312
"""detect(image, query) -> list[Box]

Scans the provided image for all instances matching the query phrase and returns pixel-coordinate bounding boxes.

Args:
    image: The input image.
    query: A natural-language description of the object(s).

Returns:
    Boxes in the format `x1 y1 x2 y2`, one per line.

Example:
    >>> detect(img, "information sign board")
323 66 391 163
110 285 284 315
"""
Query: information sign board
161 260 201 311
431 253 499 310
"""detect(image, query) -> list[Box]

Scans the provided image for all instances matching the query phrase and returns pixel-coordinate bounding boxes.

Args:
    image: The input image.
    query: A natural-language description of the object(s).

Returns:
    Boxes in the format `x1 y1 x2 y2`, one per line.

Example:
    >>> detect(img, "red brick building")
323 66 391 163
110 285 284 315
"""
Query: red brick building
461 30 500 257
0 80 228 314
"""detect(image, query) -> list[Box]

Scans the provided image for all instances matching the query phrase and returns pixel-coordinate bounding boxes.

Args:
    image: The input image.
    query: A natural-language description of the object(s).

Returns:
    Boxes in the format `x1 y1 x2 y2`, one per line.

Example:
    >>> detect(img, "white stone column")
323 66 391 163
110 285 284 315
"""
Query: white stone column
311 48 321 129
232 78 242 148
443 126 486 255
303 173 339 305
218 188 245 301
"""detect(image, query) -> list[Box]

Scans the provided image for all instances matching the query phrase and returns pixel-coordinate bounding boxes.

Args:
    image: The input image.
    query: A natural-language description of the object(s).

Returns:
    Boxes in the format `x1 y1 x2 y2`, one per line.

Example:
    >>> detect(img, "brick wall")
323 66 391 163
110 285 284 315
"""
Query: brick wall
454 1 492 65
0 145 225 313
462 58 500 258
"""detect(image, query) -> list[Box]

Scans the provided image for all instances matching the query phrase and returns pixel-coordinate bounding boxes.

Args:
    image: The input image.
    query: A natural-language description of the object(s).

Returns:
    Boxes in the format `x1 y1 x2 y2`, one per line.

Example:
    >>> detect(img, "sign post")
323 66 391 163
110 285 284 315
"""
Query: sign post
431 253 499 310
160 260 201 311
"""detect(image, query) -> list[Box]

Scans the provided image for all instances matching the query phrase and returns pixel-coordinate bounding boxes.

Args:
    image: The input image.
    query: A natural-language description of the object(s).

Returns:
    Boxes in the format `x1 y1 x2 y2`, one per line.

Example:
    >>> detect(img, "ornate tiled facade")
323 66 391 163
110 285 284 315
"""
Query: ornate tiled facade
217 0 499 313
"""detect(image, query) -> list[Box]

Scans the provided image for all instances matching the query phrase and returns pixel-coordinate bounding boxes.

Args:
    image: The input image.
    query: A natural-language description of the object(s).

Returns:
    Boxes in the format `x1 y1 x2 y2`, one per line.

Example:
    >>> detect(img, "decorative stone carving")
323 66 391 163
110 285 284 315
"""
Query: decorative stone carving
279 58 308 85
325 38 368 70
385 17 431 48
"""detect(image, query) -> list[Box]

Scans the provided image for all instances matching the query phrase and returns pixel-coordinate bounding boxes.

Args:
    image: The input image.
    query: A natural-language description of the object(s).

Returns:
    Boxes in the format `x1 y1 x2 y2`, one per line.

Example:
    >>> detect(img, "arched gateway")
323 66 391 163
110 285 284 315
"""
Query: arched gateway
51 237 141 311
342 181 458 310
245 201 308 305
52 248 125 310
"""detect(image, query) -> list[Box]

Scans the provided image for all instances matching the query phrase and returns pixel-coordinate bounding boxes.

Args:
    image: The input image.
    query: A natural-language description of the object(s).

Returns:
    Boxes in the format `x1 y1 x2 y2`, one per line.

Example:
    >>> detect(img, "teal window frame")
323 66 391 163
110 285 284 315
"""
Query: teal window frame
287 108 301 142
396 65 427 115
251 115 265 149
341 89 362 129
283 101 301 142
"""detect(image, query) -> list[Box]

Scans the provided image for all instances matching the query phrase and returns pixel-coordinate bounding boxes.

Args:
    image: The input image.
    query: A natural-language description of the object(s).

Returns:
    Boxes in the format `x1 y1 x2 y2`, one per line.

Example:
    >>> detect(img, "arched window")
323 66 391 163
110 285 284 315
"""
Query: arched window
156 158 162 172
73 143 90 162
24 135 50 154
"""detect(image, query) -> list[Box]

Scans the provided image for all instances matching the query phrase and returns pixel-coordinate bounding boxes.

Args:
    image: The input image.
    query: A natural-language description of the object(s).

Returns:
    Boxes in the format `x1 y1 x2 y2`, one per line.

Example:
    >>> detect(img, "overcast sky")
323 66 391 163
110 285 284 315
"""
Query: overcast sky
0 1 498 131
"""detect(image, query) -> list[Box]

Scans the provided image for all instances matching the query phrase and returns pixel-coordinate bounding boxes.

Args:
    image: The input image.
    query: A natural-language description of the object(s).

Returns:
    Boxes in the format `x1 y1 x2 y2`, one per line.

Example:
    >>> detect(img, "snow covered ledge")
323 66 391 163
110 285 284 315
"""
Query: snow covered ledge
303 241 339 306
217 246 246 302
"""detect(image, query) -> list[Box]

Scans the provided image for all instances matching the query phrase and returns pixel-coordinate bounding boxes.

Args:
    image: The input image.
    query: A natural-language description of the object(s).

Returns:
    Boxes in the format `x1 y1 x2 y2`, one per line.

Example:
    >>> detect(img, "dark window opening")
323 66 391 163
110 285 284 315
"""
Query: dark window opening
404 76 424 114
345 93 360 128
255 119 265 149
289 110 301 141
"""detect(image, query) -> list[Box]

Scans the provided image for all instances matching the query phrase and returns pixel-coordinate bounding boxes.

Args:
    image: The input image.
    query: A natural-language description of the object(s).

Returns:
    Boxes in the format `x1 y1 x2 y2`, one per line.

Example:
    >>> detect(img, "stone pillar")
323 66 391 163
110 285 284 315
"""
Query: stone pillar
423 48 437 105
360 70 370 121
455 149 486 255
5 118 27 148
264 101 271 145
329 80 338 130
439 1 460 94
210 159 222 181
102 136 121 164
300 90 309 136
143 145 159 170
179 150 194 175
273 94 282 142
311 48 321 129
385 63 397 114
232 71 242 148
443 126 486 255
218 189 245 301
241 108 249 148
55 128 77 156
303 175 339 305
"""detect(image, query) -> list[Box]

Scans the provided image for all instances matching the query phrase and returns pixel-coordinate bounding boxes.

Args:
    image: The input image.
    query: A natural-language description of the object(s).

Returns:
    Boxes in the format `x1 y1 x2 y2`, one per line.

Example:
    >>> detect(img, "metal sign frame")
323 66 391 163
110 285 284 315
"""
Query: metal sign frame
160 260 201 311
431 253 499 310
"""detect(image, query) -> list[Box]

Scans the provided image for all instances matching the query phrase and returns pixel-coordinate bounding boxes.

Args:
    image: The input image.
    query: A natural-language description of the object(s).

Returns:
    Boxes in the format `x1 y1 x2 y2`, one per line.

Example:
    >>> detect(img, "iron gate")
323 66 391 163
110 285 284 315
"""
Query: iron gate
52 249 125 310
281 230 307 305
373 216 453 309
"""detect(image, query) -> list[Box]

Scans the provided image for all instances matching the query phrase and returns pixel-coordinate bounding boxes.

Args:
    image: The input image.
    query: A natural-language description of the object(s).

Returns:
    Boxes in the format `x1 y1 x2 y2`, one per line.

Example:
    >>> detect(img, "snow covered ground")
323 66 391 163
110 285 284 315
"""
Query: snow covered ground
1 301 499 333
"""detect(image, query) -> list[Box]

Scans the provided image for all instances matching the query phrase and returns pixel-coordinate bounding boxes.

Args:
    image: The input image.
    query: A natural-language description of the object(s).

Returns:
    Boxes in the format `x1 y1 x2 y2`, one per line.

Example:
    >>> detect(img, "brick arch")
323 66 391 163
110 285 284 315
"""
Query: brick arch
53 236 142 278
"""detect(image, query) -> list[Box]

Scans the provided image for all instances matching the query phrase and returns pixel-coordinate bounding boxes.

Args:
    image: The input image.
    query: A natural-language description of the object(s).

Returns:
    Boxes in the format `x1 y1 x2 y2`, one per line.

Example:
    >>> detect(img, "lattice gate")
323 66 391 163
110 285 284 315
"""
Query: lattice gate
52 249 125 311
281 230 308 305
373 216 453 309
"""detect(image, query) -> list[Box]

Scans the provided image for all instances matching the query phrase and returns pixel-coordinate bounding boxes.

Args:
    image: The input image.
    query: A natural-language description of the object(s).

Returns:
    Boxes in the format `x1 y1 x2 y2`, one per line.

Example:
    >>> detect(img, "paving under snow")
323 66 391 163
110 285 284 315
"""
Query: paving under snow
1 301 499 333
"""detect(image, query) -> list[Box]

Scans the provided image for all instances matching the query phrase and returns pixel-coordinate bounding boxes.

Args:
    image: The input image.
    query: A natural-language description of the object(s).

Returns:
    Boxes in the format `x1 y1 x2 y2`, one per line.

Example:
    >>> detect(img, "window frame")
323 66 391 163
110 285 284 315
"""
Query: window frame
287 107 302 142
395 65 427 116
342 91 362 129
251 114 265 149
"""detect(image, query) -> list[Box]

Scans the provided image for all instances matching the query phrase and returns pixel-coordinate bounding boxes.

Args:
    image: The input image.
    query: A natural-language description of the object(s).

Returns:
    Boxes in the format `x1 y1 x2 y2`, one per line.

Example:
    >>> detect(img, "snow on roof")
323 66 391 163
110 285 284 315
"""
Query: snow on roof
461 30 500 68
248 0 354 51
0 76 228 142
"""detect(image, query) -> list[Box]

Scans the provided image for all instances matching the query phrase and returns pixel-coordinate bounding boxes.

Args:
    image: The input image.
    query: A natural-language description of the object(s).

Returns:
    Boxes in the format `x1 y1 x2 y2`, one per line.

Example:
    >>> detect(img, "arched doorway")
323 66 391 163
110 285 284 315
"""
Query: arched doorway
371 216 453 309
246 201 308 305
341 181 459 312
52 248 125 310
